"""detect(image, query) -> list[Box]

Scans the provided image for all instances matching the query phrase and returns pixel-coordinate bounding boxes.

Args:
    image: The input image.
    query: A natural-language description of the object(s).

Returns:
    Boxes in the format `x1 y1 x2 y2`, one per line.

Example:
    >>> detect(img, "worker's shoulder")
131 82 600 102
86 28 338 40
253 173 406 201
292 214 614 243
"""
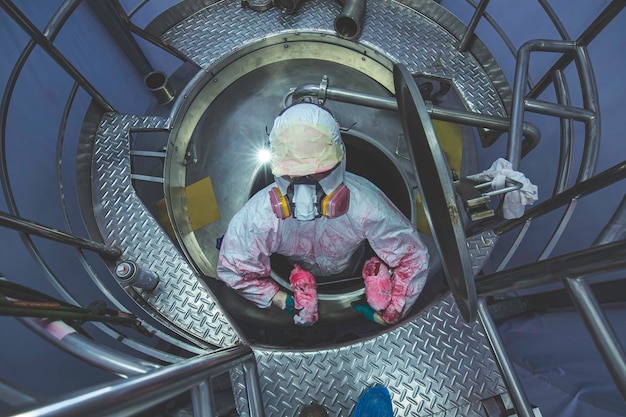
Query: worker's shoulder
235 183 275 218
344 172 386 200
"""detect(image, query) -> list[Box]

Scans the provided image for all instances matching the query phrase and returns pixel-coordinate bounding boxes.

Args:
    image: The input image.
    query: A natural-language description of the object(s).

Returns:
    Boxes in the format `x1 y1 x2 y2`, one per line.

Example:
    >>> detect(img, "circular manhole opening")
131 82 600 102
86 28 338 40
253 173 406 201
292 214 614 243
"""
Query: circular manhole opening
249 130 413 307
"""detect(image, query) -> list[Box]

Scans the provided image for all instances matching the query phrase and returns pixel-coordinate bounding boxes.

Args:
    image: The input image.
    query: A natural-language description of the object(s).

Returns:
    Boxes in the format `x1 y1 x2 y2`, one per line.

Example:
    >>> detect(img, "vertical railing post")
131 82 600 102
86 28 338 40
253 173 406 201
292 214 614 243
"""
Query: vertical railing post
457 0 491 52
243 359 265 417
191 380 215 417
563 278 626 398
478 299 535 417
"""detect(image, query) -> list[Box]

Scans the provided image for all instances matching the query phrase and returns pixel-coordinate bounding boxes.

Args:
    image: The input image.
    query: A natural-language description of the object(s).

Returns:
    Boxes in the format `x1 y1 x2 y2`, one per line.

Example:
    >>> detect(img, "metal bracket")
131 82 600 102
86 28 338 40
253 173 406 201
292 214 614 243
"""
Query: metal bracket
317 75 329 105
455 177 523 221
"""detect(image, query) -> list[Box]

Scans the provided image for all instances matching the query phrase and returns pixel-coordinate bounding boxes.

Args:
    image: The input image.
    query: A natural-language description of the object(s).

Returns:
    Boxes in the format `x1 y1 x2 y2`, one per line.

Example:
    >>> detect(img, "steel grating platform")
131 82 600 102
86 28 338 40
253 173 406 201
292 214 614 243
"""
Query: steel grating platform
251 294 505 416
161 0 508 119
92 113 240 347
89 0 509 415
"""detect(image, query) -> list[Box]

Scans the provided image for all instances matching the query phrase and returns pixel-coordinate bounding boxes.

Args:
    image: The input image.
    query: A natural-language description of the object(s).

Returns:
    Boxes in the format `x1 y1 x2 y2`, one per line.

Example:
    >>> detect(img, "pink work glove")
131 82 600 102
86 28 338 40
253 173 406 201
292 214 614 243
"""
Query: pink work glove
289 264 318 326
380 272 411 325
362 257 392 312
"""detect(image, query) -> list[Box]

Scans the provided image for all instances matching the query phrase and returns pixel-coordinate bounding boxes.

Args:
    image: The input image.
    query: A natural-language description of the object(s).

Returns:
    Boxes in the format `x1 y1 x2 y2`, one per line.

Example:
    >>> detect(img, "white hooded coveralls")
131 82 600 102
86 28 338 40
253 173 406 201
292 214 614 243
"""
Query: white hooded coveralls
216 172 431 321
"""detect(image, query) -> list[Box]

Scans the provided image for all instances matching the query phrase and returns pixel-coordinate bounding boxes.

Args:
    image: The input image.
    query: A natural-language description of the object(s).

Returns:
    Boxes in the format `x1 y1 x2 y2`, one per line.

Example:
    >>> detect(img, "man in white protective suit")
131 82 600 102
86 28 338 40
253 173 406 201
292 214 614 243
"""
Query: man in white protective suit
216 103 433 326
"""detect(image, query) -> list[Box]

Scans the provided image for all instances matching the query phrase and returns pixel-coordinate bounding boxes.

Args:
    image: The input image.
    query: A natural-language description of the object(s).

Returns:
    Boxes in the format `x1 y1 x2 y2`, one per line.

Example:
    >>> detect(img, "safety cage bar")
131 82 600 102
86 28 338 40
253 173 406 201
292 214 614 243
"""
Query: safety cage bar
7 344 264 417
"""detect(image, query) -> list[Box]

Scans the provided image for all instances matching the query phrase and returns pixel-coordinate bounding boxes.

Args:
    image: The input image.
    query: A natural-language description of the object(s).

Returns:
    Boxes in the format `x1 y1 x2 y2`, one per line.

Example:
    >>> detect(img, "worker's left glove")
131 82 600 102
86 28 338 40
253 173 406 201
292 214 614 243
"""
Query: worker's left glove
289 264 318 326
380 300 404 325
379 272 411 325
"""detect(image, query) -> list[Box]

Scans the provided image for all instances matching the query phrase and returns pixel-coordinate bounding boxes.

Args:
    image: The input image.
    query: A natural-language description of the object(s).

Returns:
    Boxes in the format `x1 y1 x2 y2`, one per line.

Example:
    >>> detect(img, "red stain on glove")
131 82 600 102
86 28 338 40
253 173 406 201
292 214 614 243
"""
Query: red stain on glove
362 257 392 312
380 270 411 324
289 264 318 326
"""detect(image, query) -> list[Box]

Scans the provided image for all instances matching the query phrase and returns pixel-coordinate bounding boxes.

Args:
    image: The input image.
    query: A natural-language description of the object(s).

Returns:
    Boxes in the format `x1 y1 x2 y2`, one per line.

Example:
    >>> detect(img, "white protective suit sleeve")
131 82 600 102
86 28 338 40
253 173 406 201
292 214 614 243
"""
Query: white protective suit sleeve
216 190 281 309
352 175 431 323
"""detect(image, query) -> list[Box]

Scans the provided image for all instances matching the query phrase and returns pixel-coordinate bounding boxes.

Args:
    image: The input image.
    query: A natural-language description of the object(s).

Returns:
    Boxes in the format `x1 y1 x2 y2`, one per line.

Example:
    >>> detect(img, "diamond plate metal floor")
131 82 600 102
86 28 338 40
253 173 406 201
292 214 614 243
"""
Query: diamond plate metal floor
161 0 507 118
92 113 240 347
90 0 509 415
252 294 504 416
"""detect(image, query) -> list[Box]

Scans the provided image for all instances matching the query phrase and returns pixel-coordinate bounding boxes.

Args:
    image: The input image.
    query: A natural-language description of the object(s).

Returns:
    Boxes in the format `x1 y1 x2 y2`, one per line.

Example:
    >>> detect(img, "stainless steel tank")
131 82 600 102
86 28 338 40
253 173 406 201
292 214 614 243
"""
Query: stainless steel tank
158 1 488 346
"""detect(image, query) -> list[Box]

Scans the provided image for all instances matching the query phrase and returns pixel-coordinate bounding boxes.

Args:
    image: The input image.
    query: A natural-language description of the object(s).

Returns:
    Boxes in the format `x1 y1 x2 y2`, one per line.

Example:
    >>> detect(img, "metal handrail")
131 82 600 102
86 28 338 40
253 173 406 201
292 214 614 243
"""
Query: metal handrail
494 161 626 235
453 1 610 255
0 210 121 259
457 0 491 52
478 299 534 417
290 83 541 156
528 0 626 99
459 7 617 417
476 239 626 399
9 344 264 417
552 69 574 196
564 276 626 398
462 0 524 85
455 3 626 408
17 317 160 377
0 378 38 408
480 5 624 408
594 195 626 246
476 239 626 297
0 0 210 363
0 1 114 111
466 160 626 241
506 39 597 171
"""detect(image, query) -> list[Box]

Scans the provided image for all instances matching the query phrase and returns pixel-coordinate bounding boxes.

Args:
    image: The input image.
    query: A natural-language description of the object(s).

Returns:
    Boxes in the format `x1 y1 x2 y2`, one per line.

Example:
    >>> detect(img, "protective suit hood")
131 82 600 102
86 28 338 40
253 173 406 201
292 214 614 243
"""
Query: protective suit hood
269 103 344 177
269 103 347 221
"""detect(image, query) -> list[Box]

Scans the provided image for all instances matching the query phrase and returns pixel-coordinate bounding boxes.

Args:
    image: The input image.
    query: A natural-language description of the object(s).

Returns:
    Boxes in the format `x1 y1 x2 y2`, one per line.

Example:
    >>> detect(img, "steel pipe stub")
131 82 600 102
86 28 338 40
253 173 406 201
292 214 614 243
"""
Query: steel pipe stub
144 71 175 105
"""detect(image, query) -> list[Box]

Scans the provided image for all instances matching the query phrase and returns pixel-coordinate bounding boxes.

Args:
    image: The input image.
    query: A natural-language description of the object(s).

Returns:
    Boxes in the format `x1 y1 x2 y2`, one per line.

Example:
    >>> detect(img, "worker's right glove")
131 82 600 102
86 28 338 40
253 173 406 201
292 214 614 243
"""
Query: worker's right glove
362 257 392 312
289 264 318 326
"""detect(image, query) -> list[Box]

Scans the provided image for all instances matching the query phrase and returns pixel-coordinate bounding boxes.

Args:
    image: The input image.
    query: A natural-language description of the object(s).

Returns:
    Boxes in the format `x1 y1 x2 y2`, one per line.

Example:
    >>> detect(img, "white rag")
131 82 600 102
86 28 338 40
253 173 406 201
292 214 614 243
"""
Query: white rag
467 158 538 219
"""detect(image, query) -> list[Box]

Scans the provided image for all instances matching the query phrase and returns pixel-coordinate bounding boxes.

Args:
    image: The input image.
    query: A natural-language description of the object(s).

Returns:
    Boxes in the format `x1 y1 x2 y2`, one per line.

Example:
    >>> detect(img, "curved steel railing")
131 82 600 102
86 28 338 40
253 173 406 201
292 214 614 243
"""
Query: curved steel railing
0 0 210 375
8 344 264 417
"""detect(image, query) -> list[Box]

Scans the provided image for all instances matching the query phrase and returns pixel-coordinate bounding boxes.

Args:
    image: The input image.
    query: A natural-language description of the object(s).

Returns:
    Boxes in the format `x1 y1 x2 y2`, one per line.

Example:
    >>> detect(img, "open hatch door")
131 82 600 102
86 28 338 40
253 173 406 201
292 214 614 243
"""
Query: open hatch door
393 63 477 322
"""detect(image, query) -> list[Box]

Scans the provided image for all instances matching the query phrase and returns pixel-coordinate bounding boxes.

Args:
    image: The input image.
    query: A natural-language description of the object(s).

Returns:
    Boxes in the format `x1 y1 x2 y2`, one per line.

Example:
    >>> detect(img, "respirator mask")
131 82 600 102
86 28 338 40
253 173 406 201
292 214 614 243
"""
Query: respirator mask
269 159 350 220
